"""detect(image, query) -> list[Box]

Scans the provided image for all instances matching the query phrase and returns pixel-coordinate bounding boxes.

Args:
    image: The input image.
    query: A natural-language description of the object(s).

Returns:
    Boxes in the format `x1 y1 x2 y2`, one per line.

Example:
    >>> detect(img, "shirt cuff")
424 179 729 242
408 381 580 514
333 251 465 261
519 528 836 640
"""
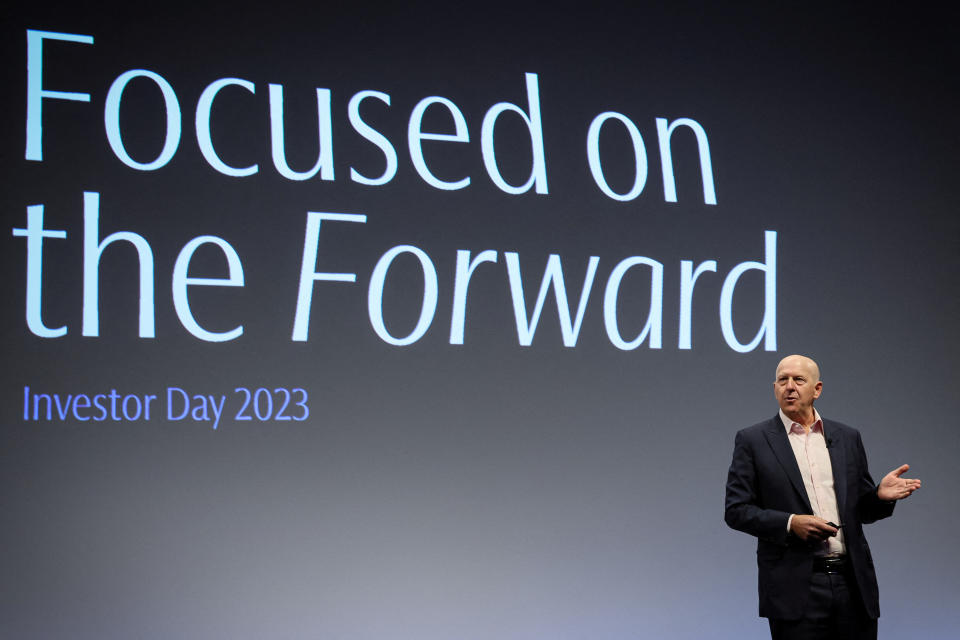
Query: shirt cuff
787 513 795 533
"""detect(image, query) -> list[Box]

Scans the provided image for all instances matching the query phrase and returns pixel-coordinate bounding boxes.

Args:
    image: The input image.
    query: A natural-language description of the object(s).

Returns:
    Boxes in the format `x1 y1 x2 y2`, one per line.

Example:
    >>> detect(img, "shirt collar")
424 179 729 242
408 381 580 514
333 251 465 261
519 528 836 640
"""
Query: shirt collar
780 408 823 434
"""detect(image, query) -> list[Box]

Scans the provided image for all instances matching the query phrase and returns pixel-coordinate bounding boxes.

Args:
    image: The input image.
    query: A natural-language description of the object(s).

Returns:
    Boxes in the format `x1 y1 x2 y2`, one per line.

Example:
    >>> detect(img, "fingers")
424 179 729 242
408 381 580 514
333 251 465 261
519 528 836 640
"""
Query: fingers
808 518 838 540
890 463 910 477
894 466 922 495
898 479 921 499
791 515 841 541
877 472 922 501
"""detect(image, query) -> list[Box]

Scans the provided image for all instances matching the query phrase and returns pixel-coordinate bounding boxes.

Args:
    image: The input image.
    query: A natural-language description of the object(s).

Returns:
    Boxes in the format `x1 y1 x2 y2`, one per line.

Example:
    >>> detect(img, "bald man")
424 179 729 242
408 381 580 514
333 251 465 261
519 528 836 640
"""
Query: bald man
725 355 920 640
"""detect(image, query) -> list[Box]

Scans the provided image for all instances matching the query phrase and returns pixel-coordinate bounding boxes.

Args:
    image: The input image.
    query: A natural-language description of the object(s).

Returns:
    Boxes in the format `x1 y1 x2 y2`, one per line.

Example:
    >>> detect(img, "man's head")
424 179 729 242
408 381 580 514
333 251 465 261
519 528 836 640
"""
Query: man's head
774 354 822 424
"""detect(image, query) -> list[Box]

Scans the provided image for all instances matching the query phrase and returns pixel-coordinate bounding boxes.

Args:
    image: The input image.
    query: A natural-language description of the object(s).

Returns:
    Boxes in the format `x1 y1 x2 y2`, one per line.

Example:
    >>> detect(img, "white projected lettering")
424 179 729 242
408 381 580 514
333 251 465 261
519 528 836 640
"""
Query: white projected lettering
292 212 368 342
678 259 718 350
290 214 777 351
480 72 549 195
408 96 471 190
196 78 259 177
172 236 245 342
13 197 776 351
348 90 398 186
719 230 777 352
104 70 182 171
22 30 715 204
268 84 335 181
13 192 250 341
449 250 498 345
656 117 717 205
368 246 440 345
603 256 663 350
82 192 156 337
12 205 68 337
587 112 649 202
587 112 717 204
25 30 94 161
24 33 552 194
505 253 599 347
14 27 777 353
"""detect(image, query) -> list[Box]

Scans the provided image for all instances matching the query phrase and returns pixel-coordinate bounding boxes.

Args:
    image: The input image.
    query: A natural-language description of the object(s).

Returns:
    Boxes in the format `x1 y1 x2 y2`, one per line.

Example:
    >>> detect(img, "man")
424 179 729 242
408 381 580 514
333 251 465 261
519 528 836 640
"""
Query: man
725 355 920 639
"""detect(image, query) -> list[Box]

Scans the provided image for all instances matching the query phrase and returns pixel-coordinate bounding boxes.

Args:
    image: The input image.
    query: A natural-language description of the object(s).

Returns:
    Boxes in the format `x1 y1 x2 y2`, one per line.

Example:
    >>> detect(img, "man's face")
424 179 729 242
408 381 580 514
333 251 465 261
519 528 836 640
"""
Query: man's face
774 356 822 419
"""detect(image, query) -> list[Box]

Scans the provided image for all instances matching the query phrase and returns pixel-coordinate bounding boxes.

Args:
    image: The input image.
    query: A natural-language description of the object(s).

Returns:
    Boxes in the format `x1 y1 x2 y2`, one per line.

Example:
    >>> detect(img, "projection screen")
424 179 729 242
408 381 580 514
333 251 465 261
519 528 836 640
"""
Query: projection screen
2 4 957 639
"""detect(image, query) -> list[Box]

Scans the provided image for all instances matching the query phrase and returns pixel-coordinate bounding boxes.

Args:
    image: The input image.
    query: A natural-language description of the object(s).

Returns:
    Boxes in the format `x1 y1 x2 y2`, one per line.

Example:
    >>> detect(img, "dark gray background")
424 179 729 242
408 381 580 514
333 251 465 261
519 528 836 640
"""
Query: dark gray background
2 2 957 638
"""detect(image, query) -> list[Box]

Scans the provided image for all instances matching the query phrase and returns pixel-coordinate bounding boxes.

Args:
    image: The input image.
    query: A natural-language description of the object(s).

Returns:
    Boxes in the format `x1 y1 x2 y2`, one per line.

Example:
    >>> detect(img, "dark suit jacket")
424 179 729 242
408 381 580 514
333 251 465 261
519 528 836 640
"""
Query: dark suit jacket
724 415 894 620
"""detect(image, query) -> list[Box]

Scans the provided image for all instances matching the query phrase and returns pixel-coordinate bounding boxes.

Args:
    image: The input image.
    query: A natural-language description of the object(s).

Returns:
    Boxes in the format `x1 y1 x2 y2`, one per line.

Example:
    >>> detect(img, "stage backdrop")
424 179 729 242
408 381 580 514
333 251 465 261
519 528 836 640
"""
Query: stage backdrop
2 3 957 639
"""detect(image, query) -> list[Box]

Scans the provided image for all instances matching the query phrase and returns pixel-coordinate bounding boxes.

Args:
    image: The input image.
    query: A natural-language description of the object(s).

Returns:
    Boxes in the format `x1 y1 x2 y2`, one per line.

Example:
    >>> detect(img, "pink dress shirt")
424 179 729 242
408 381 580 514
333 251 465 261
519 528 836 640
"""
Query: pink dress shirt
780 409 846 557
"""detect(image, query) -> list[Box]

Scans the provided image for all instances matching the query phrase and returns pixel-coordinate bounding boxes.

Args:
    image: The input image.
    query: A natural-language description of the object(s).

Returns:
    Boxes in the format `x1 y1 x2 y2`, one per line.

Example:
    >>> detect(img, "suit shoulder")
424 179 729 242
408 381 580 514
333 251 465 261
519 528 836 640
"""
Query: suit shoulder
822 418 862 439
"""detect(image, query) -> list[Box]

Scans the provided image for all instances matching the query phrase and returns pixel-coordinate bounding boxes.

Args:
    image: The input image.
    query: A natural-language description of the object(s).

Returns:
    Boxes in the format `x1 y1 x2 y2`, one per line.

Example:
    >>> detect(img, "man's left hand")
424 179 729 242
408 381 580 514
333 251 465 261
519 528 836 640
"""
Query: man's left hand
877 463 922 501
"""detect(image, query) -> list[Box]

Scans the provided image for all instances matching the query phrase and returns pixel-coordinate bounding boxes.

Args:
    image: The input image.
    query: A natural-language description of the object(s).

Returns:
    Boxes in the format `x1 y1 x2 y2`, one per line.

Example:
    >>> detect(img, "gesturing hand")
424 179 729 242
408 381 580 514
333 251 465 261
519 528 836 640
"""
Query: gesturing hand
790 515 839 542
877 464 922 501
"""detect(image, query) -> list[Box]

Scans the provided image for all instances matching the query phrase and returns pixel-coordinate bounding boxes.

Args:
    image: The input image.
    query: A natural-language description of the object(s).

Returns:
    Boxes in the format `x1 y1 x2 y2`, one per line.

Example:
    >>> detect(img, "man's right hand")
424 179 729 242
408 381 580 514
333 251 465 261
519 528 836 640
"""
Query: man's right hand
790 515 839 542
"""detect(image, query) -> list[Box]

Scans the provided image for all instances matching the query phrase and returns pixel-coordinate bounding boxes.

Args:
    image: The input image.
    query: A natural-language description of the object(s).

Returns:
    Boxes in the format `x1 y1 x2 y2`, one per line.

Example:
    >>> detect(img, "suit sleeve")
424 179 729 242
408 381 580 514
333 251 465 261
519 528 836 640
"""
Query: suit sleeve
853 430 895 524
724 429 792 545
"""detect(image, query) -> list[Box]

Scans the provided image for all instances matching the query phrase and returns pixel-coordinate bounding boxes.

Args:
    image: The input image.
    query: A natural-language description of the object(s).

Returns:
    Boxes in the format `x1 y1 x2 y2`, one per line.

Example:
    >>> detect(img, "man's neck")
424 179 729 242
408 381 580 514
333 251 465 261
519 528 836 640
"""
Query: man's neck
784 409 817 432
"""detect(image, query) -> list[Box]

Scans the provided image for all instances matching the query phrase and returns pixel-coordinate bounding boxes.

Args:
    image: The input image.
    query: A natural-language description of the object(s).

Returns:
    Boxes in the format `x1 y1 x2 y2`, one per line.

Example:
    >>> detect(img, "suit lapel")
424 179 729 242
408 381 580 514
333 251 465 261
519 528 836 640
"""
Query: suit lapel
762 416 813 512
824 420 848 514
